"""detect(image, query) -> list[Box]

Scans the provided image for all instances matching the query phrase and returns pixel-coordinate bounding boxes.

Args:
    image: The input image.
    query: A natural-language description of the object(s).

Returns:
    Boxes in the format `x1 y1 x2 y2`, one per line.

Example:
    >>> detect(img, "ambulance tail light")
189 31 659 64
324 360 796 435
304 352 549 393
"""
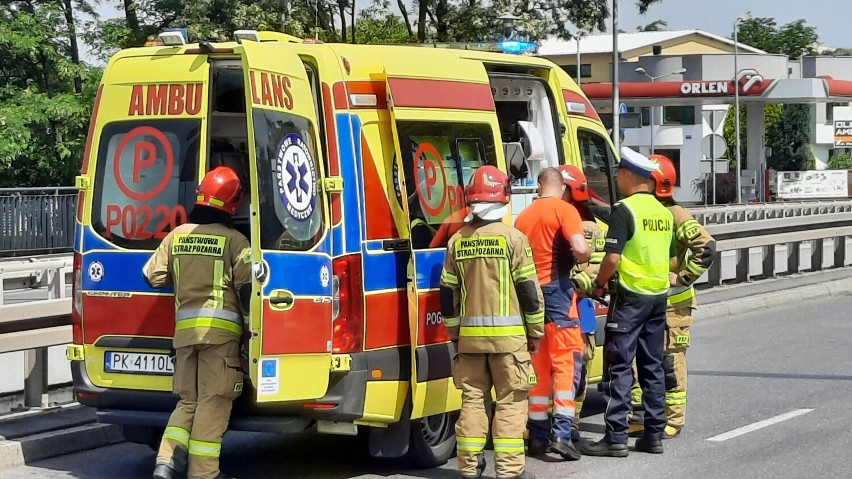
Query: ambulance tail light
72 253 83 345
331 255 363 354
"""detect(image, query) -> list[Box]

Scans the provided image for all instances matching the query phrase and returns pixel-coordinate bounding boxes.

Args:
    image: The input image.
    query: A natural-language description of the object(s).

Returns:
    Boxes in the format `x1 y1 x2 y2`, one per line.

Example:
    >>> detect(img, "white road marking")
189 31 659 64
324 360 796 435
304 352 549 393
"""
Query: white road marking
707 408 814 442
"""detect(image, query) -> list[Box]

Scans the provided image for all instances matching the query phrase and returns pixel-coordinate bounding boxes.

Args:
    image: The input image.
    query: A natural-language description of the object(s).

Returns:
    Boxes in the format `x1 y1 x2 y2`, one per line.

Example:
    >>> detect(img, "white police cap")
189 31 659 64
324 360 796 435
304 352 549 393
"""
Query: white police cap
619 147 660 178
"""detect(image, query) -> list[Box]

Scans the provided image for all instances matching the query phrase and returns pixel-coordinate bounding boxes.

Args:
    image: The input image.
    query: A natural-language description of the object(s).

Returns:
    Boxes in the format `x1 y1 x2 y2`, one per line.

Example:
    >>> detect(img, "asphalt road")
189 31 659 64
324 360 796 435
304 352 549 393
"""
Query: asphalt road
4 293 852 479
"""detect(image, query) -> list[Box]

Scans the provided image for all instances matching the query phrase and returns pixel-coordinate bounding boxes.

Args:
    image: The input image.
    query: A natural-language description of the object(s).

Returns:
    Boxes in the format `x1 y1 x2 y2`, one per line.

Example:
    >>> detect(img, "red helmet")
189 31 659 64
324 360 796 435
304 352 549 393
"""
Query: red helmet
196 166 244 215
648 154 676 199
465 165 510 205
557 165 590 202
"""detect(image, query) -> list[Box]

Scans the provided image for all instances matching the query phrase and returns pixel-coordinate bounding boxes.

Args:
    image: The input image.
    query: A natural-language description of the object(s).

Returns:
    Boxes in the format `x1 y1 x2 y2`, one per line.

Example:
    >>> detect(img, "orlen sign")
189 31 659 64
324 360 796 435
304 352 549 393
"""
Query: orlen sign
680 81 731 95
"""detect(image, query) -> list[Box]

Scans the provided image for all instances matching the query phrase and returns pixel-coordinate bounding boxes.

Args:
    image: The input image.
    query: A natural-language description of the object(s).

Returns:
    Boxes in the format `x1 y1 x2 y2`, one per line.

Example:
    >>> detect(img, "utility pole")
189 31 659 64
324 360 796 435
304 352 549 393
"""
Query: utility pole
612 0 620 153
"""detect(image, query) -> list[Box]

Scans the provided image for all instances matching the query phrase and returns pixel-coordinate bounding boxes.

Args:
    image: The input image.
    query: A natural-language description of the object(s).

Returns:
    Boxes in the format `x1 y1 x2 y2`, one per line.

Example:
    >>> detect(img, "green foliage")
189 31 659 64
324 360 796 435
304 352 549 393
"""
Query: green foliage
637 19 666 32
0 3 100 187
734 16 817 59
827 151 852 170
722 104 782 168
767 104 813 171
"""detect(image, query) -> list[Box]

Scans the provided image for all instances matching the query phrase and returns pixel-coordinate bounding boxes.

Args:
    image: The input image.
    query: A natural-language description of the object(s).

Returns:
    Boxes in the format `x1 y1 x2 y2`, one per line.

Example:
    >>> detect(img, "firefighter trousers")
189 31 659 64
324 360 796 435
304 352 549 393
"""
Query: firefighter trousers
629 306 692 431
528 323 583 441
601 290 667 444
454 351 536 478
157 340 243 479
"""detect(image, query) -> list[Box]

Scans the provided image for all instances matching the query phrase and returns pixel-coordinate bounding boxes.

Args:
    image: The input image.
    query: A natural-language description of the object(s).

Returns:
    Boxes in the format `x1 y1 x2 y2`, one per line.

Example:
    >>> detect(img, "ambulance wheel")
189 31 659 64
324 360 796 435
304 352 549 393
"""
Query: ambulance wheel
405 412 457 468
123 425 164 450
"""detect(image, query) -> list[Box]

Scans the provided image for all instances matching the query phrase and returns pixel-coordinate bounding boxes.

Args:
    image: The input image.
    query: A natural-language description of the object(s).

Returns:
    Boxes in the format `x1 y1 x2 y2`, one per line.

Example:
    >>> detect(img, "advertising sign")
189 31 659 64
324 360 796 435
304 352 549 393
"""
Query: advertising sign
776 170 850 199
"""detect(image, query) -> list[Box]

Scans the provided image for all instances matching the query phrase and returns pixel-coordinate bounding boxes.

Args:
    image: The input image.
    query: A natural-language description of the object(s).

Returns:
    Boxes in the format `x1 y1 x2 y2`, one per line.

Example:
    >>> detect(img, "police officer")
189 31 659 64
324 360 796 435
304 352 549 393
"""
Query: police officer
556 166 606 442
440 165 545 479
581 148 674 457
515 168 589 461
628 154 716 439
144 167 252 479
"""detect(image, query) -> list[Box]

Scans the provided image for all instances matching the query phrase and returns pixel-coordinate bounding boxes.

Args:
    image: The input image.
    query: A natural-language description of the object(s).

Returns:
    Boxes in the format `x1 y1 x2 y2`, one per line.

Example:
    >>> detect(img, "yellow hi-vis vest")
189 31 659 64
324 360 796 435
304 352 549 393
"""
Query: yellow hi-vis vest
616 193 673 295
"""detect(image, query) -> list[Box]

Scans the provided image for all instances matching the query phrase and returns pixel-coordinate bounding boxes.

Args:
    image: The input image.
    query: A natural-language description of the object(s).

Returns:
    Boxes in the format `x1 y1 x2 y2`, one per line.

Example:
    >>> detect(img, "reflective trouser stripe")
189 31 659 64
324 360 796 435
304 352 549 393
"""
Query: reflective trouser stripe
176 308 242 322
457 436 487 453
528 396 549 420
175 317 242 334
666 391 687 406
188 439 221 458
162 426 189 447
493 438 525 454
461 315 524 327
459 325 527 337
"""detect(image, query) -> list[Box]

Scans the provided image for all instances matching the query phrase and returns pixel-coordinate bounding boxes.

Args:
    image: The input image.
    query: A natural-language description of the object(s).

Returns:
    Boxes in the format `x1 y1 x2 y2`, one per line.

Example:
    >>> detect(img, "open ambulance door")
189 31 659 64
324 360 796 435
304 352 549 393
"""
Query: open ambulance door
383 55 504 419
241 41 334 403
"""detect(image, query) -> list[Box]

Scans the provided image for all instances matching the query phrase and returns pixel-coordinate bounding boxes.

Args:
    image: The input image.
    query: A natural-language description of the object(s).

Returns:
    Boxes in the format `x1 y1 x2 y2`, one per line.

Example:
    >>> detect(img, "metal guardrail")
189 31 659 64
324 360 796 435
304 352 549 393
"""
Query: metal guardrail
0 190 77 255
688 199 852 226
0 256 73 408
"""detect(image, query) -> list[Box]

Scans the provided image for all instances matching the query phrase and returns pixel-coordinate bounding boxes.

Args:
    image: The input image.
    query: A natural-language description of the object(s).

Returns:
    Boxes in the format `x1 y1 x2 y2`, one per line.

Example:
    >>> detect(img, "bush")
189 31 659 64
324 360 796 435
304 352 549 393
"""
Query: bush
691 172 738 204
827 151 852 170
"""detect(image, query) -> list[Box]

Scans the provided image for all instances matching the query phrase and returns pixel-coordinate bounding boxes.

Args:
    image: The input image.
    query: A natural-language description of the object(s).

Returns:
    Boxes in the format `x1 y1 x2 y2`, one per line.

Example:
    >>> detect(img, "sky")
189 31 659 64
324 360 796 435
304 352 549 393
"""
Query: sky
87 0 850 62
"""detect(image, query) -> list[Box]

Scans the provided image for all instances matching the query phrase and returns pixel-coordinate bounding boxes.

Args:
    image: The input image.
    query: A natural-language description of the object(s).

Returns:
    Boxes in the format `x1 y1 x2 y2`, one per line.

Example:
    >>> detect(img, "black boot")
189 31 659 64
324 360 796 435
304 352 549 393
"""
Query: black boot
152 464 180 479
581 438 629 458
527 436 549 456
460 454 486 479
213 473 237 479
548 436 581 461
634 435 664 454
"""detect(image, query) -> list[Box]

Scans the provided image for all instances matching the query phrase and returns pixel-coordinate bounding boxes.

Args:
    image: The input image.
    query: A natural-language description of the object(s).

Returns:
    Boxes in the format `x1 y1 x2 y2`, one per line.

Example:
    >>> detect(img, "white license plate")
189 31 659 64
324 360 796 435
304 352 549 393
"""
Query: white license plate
104 352 174 375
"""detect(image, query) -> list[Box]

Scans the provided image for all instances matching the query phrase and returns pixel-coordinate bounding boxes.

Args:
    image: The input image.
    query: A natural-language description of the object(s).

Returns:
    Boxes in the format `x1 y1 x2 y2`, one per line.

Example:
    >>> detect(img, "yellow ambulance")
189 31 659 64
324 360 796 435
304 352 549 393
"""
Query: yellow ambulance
66 30 618 467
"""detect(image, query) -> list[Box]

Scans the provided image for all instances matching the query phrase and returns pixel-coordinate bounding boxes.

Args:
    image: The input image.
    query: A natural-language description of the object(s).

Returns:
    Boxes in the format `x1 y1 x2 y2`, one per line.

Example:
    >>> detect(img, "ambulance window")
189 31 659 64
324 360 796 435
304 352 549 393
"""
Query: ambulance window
91 120 200 249
252 109 324 251
576 128 617 214
395 121 497 249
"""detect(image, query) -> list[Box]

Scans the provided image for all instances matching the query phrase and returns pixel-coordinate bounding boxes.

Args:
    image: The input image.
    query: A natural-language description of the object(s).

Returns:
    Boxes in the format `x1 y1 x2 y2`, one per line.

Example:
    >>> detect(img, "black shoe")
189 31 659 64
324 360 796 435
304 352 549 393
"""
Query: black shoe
153 464 180 479
581 439 629 458
570 428 581 442
527 436 549 456
460 454 486 479
634 435 664 454
548 437 581 461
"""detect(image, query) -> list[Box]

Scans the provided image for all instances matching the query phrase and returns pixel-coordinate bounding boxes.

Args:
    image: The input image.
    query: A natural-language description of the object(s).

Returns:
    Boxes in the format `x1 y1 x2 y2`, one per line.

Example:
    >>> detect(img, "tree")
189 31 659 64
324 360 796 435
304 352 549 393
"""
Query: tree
637 19 666 32
722 104 782 168
734 16 817 58
0 2 99 187
767 104 813 171
355 0 411 44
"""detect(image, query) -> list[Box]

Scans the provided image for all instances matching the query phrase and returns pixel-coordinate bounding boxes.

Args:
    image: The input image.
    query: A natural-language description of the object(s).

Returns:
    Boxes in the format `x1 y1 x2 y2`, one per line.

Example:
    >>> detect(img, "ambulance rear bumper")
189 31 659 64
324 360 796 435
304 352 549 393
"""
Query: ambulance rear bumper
70 352 373 430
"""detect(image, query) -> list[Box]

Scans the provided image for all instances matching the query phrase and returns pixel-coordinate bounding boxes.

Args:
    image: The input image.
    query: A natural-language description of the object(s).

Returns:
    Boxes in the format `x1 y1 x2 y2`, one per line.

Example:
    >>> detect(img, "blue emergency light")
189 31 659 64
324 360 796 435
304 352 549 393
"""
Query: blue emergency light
498 40 537 55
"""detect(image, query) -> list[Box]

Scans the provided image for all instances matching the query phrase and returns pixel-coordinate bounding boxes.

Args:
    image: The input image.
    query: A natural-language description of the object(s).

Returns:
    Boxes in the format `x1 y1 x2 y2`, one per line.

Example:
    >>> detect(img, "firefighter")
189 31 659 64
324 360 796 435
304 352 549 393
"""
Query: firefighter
440 165 545 479
514 168 589 461
144 166 252 479
581 147 674 458
627 154 717 439
555 165 606 443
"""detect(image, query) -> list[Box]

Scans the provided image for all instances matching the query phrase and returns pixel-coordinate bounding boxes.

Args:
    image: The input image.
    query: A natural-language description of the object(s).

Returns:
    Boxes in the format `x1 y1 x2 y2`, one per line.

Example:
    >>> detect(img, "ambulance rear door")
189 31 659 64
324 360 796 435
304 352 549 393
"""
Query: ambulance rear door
382 53 504 419
241 41 333 403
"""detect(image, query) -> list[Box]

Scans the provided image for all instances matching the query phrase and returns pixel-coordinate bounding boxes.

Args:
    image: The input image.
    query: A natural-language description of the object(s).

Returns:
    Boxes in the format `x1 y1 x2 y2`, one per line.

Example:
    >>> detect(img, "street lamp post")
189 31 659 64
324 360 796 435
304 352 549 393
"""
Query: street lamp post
634 67 687 154
575 30 586 85
733 14 752 203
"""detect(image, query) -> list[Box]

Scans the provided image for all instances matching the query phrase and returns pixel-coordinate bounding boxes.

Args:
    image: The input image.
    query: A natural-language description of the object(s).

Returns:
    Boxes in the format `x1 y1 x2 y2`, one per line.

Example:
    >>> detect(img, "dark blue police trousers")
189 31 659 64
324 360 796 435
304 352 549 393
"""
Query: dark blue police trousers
600 288 667 444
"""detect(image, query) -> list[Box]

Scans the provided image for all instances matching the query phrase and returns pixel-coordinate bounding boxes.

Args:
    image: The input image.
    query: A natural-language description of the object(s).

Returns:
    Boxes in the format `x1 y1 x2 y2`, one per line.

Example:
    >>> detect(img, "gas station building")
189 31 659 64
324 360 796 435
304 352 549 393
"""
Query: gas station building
538 30 852 203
